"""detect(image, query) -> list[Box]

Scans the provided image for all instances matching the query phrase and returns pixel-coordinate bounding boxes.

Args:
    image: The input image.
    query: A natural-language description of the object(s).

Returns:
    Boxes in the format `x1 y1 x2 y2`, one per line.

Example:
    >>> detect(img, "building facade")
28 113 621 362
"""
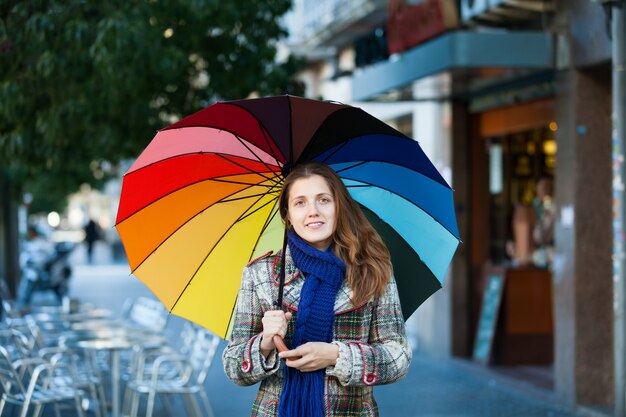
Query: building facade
284 0 616 412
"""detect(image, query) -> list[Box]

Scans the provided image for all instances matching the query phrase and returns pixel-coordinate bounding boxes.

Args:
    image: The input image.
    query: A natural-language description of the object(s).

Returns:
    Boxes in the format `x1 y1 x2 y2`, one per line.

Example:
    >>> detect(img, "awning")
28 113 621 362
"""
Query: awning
352 31 554 102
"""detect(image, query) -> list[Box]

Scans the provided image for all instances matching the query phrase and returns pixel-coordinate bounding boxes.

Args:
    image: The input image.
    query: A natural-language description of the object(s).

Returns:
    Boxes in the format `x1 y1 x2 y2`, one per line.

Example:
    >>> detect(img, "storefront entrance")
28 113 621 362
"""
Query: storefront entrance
469 98 556 388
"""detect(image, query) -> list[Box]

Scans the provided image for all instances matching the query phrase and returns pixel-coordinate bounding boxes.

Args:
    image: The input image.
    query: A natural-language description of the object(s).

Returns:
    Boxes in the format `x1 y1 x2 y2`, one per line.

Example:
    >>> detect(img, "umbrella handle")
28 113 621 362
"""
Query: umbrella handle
273 335 289 353
273 335 302 360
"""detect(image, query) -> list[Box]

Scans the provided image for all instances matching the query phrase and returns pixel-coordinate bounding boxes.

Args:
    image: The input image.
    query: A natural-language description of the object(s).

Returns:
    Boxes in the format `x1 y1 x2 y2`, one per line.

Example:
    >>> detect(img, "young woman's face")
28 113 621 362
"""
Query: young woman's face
287 174 336 251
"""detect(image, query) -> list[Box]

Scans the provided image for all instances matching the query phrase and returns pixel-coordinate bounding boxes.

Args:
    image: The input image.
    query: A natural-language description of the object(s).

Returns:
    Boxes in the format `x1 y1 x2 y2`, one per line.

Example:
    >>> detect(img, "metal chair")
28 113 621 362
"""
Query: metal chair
38 346 107 417
0 345 85 417
1 322 106 417
118 297 170 389
122 327 219 417
121 298 168 333
1 299 23 323
124 322 197 380
120 322 196 415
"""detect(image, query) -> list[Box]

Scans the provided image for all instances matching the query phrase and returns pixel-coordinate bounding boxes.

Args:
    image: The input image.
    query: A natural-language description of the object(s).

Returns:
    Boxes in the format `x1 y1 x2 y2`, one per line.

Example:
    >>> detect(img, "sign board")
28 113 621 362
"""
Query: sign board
473 271 506 363
387 0 459 55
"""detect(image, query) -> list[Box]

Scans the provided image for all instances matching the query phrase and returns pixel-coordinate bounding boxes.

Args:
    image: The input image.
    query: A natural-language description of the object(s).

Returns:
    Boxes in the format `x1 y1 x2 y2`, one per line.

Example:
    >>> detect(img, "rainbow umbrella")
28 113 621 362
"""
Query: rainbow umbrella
115 95 460 339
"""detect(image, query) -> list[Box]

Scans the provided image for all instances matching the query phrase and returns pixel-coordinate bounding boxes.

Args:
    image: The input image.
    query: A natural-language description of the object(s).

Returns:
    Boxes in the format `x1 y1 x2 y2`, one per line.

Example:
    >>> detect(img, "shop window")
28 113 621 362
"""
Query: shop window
487 126 556 267
354 28 389 68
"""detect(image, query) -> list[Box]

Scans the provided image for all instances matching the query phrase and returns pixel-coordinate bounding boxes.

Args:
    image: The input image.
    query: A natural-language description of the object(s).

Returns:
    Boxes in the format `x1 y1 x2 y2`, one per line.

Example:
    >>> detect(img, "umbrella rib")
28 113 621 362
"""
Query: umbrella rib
343 184 370 188
316 139 353 166
236 185 282 222
342 174 460 239
321 158 454 203
219 190 280 203
162 122 286 163
116 174 278 225
124 151 277 178
223 102 287 164
126 180 274 272
224 198 281 337
169 191 275 313
297 106 408 164
231 133 283 185
216 153 281 186
332 160 368 174
261 126 285 169
288 96 294 164
209 177 277 188
331 157 454 189
255 199 281 243
307 132 451 190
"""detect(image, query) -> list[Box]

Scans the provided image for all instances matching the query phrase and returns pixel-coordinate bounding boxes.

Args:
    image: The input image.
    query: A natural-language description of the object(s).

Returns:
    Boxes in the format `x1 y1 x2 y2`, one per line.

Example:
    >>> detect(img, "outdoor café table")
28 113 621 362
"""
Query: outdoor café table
27 309 112 325
70 320 126 332
62 331 166 417
27 308 113 322
70 319 145 331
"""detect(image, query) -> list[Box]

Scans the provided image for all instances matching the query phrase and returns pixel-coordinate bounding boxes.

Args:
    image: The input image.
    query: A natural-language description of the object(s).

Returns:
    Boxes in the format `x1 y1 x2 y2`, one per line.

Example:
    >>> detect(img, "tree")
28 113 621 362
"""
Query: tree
0 0 300 292
0 0 297 206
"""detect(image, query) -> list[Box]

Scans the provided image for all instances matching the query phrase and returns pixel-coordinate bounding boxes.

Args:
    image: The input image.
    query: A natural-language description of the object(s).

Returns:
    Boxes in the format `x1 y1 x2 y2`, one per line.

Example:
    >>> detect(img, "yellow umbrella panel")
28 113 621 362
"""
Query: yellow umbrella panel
120 175 283 339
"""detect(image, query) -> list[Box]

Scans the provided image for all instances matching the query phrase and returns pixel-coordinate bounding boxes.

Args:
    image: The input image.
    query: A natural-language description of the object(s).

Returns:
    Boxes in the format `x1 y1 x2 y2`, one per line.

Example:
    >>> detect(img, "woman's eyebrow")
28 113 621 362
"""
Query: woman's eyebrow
290 192 332 201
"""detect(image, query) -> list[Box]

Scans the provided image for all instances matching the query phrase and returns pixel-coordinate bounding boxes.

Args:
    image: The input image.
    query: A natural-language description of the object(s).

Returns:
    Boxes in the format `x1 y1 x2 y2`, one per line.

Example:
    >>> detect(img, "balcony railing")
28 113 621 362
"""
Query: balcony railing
461 0 556 25
287 0 388 47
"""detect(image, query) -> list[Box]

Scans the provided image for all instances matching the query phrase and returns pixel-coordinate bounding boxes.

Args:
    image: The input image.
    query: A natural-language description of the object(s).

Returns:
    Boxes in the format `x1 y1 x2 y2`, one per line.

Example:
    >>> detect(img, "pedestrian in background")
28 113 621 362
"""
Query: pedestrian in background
83 219 100 264
223 162 411 417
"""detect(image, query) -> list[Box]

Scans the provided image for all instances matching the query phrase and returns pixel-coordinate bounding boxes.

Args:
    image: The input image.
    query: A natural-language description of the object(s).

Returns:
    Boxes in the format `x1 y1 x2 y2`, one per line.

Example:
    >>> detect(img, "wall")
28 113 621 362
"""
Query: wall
554 66 613 407
552 0 614 407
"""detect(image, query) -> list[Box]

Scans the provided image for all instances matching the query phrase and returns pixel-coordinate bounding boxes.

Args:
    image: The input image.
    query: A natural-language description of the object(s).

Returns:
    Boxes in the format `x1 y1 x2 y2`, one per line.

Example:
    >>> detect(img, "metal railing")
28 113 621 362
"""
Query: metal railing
288 0 387 46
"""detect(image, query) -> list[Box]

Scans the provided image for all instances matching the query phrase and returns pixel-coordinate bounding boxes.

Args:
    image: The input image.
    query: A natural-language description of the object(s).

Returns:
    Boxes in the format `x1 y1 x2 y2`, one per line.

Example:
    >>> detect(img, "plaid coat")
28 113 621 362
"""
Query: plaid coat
222 249 412 417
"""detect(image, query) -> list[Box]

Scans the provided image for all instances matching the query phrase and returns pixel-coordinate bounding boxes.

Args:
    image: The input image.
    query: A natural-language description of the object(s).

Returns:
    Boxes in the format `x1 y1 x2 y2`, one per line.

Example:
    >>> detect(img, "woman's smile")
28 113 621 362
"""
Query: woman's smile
306 221 324 228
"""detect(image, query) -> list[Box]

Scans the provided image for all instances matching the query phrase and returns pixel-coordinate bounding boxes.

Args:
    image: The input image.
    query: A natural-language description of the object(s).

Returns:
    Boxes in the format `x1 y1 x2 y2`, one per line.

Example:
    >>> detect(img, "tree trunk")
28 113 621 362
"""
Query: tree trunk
0 170 20 298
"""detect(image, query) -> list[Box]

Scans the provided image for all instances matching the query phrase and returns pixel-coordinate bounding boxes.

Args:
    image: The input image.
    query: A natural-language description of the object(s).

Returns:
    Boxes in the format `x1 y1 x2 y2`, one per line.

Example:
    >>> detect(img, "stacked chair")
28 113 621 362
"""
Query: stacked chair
1 294 218 417
121 297 169 333
122 323 220 417
0 326 86 417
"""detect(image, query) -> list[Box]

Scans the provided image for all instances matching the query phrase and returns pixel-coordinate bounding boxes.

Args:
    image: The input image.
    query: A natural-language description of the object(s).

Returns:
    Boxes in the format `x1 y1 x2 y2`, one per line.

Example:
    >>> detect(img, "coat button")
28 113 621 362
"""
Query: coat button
365 373 375 384
242 360 251 372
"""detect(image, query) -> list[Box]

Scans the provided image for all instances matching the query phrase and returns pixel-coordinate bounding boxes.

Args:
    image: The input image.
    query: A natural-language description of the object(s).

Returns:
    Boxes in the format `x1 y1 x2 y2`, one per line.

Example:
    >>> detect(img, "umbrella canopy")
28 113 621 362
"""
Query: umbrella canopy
115 95 460 339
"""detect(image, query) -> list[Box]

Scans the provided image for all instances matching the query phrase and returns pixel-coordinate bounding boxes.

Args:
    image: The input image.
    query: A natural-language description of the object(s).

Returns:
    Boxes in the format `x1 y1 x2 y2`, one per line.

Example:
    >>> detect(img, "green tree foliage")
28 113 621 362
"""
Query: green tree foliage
0 0 298 211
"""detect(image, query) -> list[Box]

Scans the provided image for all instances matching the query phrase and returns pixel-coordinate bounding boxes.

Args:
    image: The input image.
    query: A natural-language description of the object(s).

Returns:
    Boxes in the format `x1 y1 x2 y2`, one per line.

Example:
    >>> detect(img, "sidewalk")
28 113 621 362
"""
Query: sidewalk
35 242 607 416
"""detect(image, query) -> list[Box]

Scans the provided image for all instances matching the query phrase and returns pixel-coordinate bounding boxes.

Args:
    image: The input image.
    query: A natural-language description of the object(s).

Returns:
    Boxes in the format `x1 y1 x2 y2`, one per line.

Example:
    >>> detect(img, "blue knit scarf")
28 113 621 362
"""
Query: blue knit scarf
278 229 346 417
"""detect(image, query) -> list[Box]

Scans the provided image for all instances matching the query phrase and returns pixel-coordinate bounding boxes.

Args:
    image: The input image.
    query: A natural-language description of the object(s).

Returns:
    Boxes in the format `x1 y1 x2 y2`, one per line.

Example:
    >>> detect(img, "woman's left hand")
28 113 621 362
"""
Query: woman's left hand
279 342 339 372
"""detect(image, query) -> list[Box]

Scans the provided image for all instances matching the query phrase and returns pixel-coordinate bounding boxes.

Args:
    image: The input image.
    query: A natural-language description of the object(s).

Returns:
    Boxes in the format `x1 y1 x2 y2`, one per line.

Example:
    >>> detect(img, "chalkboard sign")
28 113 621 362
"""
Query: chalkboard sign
473 271 506 364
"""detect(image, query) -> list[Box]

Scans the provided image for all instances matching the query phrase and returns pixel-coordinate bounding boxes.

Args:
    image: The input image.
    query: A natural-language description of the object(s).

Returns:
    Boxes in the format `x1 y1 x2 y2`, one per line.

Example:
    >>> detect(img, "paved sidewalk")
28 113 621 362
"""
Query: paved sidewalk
22 242 607 416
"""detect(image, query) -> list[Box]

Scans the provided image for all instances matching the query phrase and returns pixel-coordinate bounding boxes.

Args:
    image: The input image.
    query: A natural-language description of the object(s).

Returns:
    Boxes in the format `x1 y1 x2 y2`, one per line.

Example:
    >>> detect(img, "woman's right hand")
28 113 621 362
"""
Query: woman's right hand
260 310 292 357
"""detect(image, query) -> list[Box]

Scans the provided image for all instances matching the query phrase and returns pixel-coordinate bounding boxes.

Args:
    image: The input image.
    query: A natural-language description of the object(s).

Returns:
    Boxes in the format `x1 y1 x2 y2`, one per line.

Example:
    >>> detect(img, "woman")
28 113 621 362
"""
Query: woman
223 161 411 417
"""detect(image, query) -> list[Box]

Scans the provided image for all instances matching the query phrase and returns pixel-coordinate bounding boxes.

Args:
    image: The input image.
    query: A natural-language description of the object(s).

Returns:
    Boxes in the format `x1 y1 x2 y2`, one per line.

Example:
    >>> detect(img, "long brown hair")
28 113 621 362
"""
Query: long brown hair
278 161 392 306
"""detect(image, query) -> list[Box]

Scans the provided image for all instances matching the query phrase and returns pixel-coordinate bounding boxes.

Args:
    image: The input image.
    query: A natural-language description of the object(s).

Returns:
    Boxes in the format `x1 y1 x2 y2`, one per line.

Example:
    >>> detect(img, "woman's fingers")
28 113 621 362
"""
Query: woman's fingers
279 342 339 372
279 347 304 359
263 311 289 331
260 310 292 352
